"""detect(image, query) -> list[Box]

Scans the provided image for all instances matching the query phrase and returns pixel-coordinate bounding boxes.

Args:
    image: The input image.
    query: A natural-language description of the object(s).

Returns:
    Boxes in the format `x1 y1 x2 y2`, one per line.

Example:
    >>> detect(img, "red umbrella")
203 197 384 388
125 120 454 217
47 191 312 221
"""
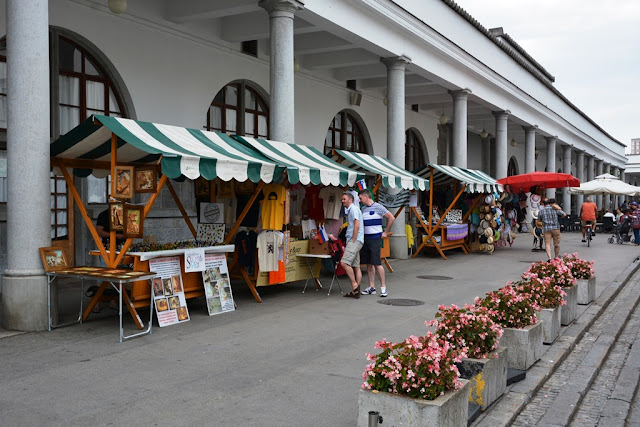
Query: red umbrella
497 171 580 193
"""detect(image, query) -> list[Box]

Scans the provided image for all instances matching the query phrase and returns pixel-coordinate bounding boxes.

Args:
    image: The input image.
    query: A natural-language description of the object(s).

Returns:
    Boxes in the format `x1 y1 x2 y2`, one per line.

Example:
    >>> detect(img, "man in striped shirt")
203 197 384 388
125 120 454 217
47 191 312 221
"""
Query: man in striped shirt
358 190 395 297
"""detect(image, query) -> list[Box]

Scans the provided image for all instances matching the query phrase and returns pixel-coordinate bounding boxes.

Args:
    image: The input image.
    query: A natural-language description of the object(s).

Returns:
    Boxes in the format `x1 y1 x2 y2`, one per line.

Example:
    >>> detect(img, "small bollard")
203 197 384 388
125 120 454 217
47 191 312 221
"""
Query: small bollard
368 410 383 426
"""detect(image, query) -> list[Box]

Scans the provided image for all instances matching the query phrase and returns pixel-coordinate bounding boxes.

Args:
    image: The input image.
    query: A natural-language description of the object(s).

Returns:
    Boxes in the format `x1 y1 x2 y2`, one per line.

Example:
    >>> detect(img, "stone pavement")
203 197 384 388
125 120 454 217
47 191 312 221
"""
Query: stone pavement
0 232 639 425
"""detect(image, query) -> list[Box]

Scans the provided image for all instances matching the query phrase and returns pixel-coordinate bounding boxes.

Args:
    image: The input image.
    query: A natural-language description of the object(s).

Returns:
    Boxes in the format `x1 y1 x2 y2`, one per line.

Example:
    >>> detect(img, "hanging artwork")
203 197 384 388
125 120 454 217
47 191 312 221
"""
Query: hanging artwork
113 165 134 199
109 202 124 231
123 203 144 238
134 167 156 193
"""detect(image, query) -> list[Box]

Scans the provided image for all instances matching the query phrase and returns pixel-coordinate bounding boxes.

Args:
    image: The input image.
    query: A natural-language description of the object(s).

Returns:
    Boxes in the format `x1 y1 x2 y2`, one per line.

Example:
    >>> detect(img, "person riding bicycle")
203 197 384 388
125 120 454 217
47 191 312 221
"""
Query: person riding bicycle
580 197 598 243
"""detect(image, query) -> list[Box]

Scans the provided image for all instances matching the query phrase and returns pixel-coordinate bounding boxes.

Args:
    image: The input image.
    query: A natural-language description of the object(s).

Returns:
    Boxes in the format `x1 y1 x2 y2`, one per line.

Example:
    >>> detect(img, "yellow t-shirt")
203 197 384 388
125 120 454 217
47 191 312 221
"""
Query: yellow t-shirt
261 184 286 230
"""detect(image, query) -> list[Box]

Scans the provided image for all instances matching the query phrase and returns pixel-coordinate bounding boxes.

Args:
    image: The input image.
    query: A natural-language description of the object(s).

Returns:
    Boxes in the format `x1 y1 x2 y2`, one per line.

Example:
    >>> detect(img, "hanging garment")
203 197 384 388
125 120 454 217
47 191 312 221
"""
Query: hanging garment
257 230 284 272
305 185 325 221
319 186 343 220
261 183 286 230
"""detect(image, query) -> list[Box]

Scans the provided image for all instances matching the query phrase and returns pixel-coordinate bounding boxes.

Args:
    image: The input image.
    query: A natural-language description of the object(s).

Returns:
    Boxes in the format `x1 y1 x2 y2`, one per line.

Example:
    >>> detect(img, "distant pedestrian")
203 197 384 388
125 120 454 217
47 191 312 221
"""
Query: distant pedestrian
539 198 566 261
579 197 598 242
340 192 364 298
358 190 395 297
630 202 640 246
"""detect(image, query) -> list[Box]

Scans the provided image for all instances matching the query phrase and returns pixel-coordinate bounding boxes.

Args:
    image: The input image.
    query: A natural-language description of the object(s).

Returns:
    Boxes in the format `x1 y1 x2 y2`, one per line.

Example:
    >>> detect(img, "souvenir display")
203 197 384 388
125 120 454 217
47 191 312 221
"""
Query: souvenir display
39 246 69 272
123 203 144 238
134 167 156 193
113 165 134 199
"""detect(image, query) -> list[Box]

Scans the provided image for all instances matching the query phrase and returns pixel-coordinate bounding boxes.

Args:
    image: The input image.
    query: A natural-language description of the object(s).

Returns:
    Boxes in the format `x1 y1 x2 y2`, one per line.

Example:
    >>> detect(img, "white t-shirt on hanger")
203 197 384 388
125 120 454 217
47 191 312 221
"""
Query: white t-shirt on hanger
319 186 344 220
257 230 284 272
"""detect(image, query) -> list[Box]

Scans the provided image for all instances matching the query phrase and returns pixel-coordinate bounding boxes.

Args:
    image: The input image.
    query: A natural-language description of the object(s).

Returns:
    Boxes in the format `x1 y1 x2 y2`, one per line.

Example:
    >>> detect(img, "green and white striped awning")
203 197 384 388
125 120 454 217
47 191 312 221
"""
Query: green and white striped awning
233 136 364 187
50 115 285 182
413 164 503 194
333 149 428 191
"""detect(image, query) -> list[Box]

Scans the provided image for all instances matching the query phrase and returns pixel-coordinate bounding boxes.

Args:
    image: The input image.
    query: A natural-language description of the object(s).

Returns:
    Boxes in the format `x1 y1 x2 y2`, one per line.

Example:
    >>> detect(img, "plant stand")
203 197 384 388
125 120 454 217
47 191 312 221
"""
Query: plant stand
538 306 561 344
561 285 578 325
457 347 508 410
500 322 543 370
357 380 470 427
576 277 596 305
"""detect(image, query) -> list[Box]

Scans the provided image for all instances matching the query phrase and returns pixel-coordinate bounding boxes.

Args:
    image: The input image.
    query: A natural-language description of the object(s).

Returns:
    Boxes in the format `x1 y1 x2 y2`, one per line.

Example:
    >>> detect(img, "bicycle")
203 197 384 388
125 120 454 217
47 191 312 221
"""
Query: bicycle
583 220 594 247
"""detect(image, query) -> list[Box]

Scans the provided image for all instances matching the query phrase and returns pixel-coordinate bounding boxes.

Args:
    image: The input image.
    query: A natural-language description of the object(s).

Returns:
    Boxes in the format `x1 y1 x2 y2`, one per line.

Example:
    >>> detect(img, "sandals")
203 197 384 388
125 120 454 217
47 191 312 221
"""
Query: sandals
343 288 361 299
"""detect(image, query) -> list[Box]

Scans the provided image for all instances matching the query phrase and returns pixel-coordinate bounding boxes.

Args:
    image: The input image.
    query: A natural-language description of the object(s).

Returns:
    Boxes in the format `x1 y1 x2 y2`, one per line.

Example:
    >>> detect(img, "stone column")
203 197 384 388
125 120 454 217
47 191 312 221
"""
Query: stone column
481 135 491 173
2 0 50 331
493 111 509 179
596 159 603 209
545 136 557 198
449 89 471 168
587 155 595 182
523 126 537 174
382 55 411 259
612 167 620 208
603 163 611 210
576 151 585 208
562 145 572 214
620 169 627 203
259 0 303 143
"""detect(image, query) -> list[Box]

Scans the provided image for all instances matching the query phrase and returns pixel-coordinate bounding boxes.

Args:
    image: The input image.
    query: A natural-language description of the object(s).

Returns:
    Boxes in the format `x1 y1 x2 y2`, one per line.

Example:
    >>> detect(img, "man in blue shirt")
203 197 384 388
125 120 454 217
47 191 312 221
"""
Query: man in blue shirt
341 192 364 298
358 190 395 297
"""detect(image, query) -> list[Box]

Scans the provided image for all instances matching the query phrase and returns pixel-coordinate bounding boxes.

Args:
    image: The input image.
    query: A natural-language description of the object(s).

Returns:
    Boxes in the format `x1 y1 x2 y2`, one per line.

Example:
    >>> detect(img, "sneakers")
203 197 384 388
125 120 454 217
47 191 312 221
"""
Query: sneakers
380 288 388 297
361 287 376 295
581 239 587 242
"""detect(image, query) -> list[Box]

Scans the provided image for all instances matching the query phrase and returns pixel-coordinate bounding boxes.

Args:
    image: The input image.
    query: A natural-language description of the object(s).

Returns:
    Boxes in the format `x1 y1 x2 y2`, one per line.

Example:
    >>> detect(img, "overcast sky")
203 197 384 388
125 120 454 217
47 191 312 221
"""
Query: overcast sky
458 0 640 150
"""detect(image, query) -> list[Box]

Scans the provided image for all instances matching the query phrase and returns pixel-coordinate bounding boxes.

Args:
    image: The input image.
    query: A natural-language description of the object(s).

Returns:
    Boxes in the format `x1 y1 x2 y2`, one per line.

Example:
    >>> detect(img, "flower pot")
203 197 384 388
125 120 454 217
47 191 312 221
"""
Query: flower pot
561 285 578 325
457 346 507 410
357 380 470 427
576 277 596 305
500 322 543 370
537 306 561 344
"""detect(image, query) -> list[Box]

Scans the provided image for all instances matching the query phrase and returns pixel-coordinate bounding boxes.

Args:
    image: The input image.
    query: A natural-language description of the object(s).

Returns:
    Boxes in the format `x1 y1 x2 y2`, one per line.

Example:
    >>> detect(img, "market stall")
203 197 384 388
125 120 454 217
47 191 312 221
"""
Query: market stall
412 164 503 260
50 115 286 327
330 148 429 270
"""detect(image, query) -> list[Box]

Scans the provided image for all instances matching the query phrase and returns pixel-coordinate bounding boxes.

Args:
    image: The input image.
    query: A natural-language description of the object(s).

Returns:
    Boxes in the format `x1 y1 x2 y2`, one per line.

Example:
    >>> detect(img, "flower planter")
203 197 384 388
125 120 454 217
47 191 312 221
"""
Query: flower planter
561 285 578 325
538 306 561 344
500 322 543 370
357 380 470 427
576 277 596 305
457 346 507 410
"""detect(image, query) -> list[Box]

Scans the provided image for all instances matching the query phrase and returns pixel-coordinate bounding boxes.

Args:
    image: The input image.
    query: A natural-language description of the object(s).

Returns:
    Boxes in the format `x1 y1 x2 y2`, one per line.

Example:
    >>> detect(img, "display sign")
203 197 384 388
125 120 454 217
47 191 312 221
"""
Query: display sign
196 223 225 243
149 256 190 327
256 240 321 287
184 247 205 273
200 202 224 224
202 253 235 315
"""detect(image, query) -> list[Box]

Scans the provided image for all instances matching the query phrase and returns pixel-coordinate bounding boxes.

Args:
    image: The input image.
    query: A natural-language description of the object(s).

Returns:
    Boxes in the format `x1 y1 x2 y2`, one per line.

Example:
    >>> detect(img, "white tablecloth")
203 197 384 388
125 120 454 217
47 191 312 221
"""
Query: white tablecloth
127 245 235 261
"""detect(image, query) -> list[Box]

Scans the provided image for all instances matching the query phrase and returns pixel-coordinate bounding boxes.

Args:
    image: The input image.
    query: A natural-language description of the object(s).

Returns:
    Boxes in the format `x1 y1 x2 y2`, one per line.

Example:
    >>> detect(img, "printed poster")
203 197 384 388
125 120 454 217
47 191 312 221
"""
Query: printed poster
200 202 224 224
149 256 190 327
196 223 225 244
184 247 205 273
202 253 235 316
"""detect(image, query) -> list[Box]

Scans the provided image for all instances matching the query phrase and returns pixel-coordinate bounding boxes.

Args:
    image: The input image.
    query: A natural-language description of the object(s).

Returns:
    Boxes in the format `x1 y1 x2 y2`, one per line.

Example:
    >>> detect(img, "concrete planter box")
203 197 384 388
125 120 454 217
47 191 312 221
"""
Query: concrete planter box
561 285 578 325
576 277 596 305
457 346 508 410
357 380 470 427
500 322 543 370
538 306 561 344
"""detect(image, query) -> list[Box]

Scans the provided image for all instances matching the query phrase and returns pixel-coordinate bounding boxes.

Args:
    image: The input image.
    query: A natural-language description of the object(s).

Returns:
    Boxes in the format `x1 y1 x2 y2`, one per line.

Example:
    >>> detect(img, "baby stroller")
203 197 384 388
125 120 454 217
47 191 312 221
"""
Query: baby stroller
608 216 633 244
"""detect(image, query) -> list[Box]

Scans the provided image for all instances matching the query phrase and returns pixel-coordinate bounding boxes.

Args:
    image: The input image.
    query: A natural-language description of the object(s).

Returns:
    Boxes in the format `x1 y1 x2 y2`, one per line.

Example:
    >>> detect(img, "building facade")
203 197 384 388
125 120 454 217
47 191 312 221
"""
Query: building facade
0 0 628 330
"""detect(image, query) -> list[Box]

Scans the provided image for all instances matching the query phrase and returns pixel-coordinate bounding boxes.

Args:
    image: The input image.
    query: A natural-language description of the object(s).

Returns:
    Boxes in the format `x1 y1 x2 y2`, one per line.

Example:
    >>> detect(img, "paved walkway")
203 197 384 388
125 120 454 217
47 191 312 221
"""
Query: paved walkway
0 232 638 425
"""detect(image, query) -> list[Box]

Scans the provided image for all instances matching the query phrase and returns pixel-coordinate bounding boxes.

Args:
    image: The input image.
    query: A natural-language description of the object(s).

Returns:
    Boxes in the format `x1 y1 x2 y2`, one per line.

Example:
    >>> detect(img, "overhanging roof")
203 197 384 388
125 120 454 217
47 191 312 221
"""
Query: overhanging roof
50 115 285 183
413 164 503 193
333 149 428 191
233 136 364 187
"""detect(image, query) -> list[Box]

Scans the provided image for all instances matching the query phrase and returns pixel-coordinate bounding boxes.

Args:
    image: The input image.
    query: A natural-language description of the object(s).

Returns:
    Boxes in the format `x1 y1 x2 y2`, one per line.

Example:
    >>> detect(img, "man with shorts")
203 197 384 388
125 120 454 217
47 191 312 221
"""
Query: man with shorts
340 192 364 298
539 198 567 261
579 196 598 242
358 190 395 297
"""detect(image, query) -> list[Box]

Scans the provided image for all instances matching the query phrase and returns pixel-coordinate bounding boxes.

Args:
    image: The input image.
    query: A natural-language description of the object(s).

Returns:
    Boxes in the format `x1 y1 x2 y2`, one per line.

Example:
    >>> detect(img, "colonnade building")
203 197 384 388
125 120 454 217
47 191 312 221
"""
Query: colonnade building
0 0 628 330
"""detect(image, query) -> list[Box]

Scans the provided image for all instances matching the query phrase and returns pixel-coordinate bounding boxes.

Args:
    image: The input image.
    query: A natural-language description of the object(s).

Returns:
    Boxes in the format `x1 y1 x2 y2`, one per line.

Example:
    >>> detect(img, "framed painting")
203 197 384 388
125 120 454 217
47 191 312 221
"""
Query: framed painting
113 165 134 199
194 176 210 199
39 246 69 272
109 202 124 231
123 203 144 238
134 167 157 193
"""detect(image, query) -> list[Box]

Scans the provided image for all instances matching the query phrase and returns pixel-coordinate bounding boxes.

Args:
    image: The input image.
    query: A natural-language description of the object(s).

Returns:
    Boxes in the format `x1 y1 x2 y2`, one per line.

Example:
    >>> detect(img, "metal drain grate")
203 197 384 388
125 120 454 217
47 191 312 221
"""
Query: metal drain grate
416 275 453 280
378 298 425 306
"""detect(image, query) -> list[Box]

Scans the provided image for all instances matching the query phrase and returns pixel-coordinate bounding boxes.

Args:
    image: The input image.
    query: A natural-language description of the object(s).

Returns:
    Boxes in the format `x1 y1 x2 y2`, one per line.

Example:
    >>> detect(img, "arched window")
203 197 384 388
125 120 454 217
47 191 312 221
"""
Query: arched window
58 36 124 134
324 110 366 154
405 129 427 172
0 31 129 244
507 156 519 176
206 82 269 138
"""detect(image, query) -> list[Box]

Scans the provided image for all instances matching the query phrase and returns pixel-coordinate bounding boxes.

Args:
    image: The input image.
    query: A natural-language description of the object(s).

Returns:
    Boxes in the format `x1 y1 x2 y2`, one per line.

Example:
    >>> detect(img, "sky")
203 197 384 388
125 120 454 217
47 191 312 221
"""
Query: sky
457 0 640 150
